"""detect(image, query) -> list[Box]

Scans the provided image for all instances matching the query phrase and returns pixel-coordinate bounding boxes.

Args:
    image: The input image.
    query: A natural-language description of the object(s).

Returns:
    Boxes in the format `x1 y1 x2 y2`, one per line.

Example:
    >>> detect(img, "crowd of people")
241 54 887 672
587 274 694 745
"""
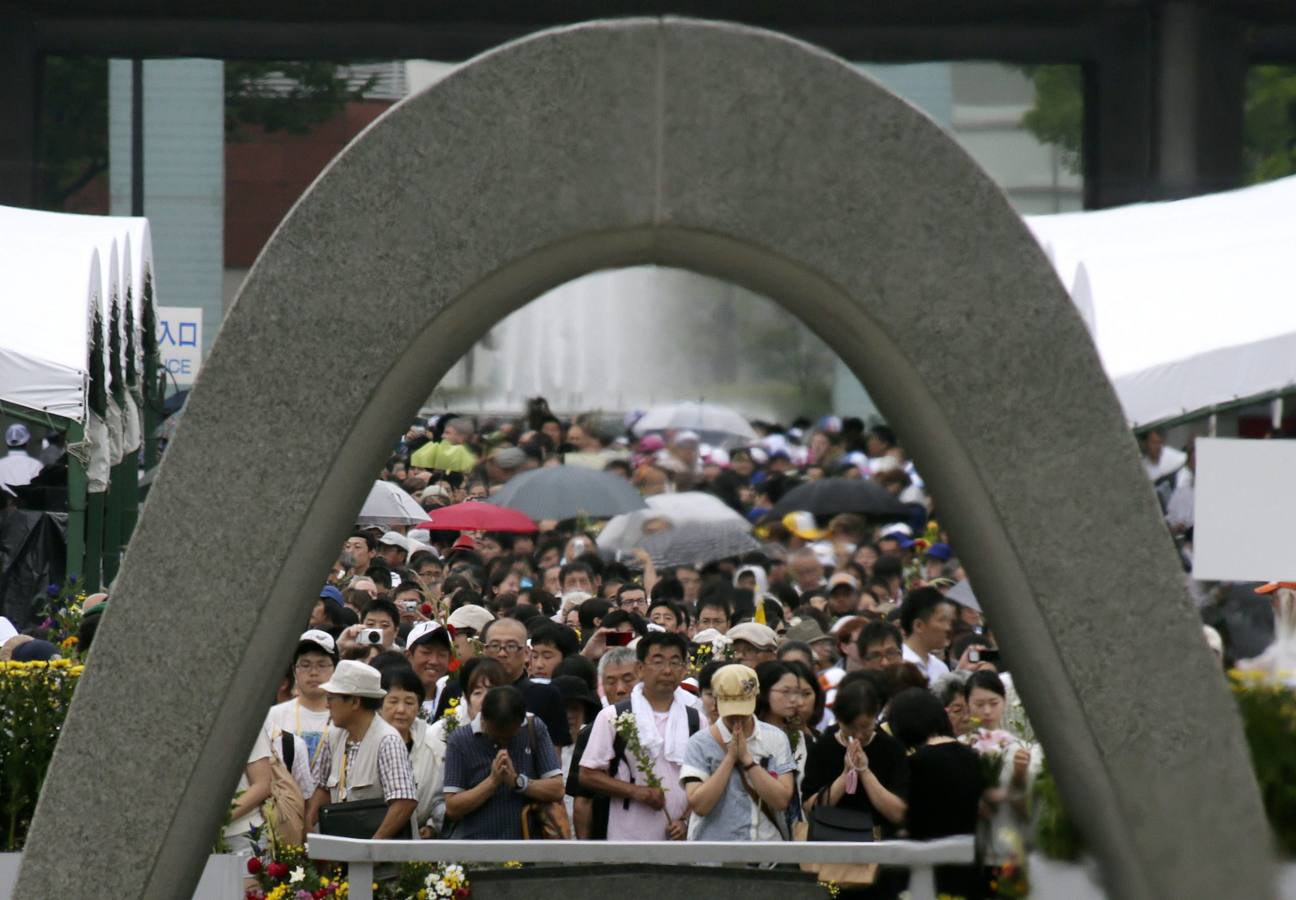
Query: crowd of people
1 401 1228 899
206 404 1065 899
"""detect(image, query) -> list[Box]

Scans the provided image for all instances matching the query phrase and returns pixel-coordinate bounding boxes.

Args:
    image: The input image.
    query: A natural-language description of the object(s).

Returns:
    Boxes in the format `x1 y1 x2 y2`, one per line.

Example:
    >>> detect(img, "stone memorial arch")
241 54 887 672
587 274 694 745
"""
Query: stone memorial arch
19 18 1272 900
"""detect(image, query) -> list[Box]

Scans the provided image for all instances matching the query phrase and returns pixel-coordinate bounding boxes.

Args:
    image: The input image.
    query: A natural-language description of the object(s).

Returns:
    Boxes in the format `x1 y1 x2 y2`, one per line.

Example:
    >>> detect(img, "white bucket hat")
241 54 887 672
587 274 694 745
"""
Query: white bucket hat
319 659 386 699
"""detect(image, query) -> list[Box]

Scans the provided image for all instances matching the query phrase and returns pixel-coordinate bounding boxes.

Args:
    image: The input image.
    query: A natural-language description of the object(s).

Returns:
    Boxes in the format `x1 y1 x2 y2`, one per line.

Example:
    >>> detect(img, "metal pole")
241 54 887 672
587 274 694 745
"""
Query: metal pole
131 58 144 217
84 490 104 592
65 421 87 583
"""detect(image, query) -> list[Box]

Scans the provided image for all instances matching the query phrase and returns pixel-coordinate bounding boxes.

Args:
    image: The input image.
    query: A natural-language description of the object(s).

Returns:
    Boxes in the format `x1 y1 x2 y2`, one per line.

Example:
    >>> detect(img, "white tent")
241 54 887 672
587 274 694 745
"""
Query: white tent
1026 175 1296 427
0 205 154 488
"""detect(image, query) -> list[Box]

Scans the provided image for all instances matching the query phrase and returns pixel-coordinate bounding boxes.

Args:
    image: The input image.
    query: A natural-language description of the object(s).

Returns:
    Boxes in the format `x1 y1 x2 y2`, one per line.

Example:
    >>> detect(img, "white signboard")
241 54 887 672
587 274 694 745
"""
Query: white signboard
1193 437 1296 582
156 306 203 386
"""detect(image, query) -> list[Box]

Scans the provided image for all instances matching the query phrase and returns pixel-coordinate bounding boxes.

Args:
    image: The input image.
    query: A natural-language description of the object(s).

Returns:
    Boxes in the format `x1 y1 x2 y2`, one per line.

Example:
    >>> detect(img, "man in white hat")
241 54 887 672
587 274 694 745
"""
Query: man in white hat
0 424 42 489
306 660 418 839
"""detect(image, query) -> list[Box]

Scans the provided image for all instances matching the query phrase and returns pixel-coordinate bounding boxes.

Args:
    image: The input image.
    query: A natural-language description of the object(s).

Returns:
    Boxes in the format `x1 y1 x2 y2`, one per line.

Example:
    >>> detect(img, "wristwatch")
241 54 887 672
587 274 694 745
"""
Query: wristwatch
514 773 530 792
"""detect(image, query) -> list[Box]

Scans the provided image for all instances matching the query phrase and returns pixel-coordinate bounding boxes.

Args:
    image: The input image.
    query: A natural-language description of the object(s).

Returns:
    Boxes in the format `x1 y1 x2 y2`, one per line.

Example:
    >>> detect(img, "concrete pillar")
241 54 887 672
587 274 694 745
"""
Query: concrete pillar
0 9 39 208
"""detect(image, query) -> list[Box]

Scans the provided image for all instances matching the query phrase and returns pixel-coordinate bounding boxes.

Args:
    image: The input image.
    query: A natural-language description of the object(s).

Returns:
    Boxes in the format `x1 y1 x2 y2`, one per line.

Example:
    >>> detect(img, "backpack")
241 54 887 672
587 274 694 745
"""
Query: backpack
608 699 701 811
262 731 307 846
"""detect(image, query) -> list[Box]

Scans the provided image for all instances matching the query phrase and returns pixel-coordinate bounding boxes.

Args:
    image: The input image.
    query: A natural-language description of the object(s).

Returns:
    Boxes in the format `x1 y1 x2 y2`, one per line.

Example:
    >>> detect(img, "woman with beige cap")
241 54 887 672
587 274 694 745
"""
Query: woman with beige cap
680 663 797 841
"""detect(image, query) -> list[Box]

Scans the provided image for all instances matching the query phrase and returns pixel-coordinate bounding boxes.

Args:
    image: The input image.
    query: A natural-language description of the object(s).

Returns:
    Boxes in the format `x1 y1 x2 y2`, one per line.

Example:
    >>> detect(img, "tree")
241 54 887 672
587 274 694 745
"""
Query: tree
1019 65 1084 176
1019 63 1296 186
38 58 372 210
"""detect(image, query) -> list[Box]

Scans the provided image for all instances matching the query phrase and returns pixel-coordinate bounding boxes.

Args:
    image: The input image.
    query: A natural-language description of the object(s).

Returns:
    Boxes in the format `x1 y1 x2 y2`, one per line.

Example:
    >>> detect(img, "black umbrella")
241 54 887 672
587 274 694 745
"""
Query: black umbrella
768 477 908 518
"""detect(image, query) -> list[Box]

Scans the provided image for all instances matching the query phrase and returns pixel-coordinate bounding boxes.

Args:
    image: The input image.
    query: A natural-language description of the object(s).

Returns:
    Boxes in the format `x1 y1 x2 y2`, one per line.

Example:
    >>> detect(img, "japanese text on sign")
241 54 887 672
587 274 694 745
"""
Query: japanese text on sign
156 306 203 386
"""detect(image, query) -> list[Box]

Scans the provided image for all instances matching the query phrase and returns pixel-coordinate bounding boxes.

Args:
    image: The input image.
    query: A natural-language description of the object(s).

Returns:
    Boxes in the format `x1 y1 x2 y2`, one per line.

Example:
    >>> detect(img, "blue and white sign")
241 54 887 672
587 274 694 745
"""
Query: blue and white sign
156 306 203 386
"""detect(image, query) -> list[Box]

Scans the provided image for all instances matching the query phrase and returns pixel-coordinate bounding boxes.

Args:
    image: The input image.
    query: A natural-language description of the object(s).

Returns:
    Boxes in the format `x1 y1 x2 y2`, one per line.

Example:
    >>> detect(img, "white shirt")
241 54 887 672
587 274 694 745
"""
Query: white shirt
1166 470 1194 531
902 642 950 685
0 450 42 488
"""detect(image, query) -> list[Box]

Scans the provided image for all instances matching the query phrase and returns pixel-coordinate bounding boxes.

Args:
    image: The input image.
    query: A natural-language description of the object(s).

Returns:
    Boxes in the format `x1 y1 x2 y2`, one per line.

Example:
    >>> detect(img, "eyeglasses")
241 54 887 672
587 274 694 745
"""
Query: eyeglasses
644 657 686 670
295 661 334 672
618 597 648 609
771 688 815 700
485 641 524 654
863 648 903 663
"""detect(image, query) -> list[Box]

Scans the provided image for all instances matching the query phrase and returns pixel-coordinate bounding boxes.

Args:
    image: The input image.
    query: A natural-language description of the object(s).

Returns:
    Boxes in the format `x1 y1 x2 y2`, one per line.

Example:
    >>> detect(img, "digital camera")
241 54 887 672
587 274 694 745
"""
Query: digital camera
358 628 385 646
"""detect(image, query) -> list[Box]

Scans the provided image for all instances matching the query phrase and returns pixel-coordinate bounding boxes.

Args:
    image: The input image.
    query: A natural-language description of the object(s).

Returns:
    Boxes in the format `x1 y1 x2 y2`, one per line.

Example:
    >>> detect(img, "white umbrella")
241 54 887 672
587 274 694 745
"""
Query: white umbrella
356 480 431 527
632 401 757 443
598 491 750 554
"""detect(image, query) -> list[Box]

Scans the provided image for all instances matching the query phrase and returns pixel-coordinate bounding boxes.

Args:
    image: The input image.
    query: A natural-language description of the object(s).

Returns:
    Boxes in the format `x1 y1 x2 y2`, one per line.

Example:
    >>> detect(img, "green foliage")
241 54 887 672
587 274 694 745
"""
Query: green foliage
1019 63 1296 185
224 61 376 142
38 58 371 210
1244 66 1296 184
1230 672 1296 856
1019 65 1084 175
1031 762 1085 861
0 660 84 850
38 57 110 210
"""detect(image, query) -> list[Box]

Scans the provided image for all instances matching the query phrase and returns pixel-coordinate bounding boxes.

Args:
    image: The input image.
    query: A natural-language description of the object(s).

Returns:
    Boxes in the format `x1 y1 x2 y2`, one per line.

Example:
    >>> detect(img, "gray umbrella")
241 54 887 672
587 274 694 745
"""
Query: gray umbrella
637 520 761 568
488 465 647 520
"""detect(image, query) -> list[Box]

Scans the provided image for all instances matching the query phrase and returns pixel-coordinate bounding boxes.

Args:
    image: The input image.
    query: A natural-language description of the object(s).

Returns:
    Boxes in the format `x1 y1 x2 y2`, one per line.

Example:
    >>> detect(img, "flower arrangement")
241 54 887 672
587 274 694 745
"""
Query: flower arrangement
373 862 470 900
964 727 1018 788
243 830 347 900
0 658 84 850
612 710 670 823
34 579 88 657
440 696 463 738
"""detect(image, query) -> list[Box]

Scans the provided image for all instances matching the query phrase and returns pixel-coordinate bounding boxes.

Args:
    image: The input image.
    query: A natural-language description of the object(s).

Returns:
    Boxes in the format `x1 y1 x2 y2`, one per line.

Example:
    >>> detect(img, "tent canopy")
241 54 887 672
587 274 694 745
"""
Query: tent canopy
0 206 153 426
1026 175 1296 428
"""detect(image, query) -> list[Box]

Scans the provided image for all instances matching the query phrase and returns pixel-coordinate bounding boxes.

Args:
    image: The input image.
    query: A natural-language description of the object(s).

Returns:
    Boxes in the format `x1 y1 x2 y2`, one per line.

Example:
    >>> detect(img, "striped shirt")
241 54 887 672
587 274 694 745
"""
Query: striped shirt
442 713 561 839
315 729 418 803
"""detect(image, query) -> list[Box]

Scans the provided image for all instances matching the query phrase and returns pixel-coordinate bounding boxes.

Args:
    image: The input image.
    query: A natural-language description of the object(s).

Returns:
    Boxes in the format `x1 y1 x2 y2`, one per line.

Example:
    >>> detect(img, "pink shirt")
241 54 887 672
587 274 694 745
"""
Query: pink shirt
580 703 690 840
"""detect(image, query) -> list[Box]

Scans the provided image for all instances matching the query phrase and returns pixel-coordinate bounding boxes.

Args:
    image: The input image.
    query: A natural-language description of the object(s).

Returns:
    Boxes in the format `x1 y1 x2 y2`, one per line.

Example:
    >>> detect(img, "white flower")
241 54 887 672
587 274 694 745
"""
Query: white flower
289 866 306 884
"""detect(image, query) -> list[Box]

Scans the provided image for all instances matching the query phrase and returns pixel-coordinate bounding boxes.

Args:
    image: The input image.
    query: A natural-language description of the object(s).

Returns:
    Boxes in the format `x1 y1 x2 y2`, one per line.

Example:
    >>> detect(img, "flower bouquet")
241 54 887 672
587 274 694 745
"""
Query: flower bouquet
243 829 346 900
966 727 1018 789
375 862 470 899
613 710 671 824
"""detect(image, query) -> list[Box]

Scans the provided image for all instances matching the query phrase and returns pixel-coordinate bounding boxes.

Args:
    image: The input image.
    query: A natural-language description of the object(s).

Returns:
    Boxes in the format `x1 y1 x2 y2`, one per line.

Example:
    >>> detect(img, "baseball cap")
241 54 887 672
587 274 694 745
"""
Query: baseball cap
450 534 476 554
727 621 778 651
828 572 860 592
447 604 494 633
320 659 386 699
319 585 345 608
674 430 700 446
712 664 759 717
296 628 337 657
925 542 953 562
881 531 916 549
4 423 30 448
407 620 453 649
782 511 827 541
379 531 411 552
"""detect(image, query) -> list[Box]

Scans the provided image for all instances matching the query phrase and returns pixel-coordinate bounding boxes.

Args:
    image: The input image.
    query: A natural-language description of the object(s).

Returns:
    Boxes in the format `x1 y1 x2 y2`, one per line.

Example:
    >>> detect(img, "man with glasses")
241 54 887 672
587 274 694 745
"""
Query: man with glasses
265 629 337 787
858 621 905 671
614 583 649 616
480 617 571 746
579 632 701 840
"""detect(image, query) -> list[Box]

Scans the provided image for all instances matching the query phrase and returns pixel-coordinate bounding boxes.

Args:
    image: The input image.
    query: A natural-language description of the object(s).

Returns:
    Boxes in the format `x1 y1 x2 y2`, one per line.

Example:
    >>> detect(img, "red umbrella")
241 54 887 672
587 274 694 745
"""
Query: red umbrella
423 501 538 533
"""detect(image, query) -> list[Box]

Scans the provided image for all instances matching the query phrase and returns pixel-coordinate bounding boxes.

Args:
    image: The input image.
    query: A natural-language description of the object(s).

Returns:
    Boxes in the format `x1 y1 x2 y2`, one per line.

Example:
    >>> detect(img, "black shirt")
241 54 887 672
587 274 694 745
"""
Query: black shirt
513 675 572 747
801 725 910 836
432 675 572 747
905 741 982 840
